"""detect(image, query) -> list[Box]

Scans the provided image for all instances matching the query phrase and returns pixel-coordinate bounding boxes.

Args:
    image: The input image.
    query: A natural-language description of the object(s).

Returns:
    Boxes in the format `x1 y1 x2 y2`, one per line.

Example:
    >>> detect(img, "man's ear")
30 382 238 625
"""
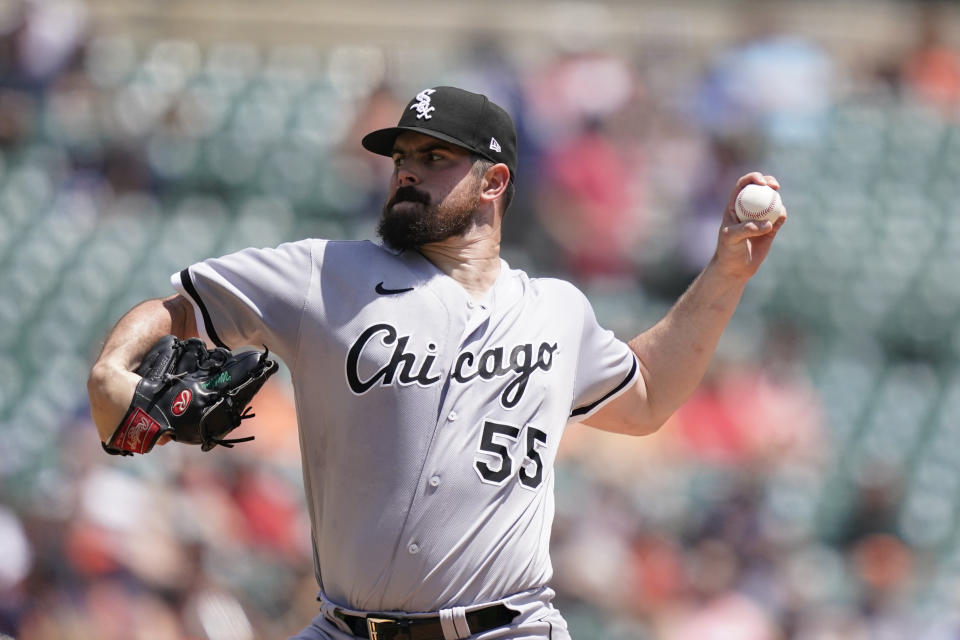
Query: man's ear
480 163 510 204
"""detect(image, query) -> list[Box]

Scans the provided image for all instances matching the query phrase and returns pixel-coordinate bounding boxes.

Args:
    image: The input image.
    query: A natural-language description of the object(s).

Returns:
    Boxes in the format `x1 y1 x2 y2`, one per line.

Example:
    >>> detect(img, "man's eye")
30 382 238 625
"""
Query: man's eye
393 157 404 167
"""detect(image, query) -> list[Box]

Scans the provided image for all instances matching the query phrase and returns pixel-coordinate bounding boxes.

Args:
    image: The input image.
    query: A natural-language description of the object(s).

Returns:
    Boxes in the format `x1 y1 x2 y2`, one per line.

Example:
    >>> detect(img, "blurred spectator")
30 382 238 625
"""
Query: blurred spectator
900 4 960 117
852 533 913 606
0 506 31 636
692 4 834 145
671 325 826 469
0 88 33 149
0 0 88 149
522 3 636 147
655 538 778 640
520 16 649 279
336 83 404 220
15 0 88 85
535 118 645 280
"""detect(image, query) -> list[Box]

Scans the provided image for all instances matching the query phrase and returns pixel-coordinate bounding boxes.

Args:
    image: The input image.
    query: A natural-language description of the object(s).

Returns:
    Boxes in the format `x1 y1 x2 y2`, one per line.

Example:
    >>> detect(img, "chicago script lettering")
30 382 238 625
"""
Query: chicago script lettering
346 324 441 393
345 323 557 408
453 342 556 408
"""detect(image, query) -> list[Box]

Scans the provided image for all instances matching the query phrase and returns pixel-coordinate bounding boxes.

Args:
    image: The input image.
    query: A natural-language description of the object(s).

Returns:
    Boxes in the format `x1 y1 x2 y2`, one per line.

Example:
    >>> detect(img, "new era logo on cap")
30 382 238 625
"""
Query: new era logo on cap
361 86 518 182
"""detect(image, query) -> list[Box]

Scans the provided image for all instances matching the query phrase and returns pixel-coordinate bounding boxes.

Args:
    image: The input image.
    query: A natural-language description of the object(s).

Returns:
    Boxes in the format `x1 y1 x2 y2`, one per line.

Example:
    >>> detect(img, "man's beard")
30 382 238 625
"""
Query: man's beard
377 185 479 251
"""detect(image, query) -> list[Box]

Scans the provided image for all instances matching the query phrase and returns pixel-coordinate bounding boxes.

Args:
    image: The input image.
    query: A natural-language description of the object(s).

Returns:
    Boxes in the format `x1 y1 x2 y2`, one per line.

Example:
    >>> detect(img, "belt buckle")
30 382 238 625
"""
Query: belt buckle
366 617 399 640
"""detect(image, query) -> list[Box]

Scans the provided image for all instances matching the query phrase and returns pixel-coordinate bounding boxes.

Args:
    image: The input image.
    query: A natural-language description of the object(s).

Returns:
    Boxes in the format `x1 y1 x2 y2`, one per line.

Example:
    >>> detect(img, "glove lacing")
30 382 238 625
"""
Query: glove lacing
198 349 273 451
201 405 257 450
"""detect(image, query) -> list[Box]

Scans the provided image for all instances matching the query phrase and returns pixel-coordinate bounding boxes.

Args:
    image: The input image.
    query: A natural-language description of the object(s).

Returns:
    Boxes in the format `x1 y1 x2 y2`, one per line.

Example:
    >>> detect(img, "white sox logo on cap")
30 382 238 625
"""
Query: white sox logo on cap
410 89 436 120
362 86 518 181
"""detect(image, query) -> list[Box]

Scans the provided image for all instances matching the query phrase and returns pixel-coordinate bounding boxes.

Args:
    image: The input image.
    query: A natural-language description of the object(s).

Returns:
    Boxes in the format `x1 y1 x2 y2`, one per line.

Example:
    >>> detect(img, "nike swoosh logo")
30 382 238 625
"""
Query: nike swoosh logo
375 282 414 295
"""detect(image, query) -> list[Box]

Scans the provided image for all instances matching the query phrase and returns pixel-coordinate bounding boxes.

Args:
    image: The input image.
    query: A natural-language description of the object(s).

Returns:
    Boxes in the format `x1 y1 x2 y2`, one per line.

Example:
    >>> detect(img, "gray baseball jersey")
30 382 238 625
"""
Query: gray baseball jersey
171 239 638 614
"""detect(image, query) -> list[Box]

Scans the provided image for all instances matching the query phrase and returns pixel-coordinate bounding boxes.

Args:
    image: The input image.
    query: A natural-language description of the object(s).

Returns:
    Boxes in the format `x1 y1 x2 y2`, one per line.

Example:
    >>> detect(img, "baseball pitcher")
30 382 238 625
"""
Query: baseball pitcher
87 86 786 639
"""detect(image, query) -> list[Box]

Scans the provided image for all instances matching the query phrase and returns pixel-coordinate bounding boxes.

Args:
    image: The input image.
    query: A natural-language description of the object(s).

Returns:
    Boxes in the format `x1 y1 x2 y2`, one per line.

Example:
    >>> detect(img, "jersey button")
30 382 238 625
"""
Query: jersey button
447 411 458 422
429 475 441 487
408 543 420 555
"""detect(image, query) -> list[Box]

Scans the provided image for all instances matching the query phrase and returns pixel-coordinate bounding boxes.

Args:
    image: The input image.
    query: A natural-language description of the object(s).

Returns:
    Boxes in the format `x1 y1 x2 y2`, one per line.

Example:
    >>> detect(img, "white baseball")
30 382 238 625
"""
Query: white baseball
734 184 784 223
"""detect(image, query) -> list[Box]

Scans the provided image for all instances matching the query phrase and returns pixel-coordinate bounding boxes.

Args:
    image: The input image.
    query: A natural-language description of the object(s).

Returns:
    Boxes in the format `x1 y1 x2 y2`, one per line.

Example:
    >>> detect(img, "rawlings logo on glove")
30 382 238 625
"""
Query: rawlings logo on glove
103 335 279 455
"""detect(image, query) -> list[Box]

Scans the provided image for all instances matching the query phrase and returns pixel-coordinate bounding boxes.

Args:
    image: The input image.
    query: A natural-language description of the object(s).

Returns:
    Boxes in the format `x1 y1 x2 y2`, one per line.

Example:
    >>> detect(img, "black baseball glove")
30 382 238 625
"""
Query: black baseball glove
103 335 279 455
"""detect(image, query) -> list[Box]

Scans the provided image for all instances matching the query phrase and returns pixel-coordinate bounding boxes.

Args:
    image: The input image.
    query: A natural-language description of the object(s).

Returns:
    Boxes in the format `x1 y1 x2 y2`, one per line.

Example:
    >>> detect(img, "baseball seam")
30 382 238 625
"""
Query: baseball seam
737 191 778 219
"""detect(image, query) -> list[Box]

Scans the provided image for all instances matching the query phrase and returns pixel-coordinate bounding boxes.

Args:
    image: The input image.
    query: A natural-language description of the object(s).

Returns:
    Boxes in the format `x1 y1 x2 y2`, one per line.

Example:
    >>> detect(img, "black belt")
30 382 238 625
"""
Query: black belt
328 603 515 640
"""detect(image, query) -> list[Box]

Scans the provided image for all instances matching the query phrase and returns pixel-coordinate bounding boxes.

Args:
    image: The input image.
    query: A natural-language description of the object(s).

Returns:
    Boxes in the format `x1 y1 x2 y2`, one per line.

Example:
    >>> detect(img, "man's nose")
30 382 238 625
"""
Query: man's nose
396 167 419 186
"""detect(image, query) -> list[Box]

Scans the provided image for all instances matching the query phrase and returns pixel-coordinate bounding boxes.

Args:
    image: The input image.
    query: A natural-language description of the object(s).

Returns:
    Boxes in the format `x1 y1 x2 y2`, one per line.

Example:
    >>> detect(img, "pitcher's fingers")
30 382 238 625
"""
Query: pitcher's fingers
735 172 768 191
772 210 787 230
725 172 769 214
721 219 771 242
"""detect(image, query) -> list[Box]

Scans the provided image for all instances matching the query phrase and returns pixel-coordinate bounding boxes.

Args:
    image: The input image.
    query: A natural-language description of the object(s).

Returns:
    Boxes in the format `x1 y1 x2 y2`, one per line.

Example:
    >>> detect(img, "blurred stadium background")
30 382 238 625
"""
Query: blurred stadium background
3 0 960 637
